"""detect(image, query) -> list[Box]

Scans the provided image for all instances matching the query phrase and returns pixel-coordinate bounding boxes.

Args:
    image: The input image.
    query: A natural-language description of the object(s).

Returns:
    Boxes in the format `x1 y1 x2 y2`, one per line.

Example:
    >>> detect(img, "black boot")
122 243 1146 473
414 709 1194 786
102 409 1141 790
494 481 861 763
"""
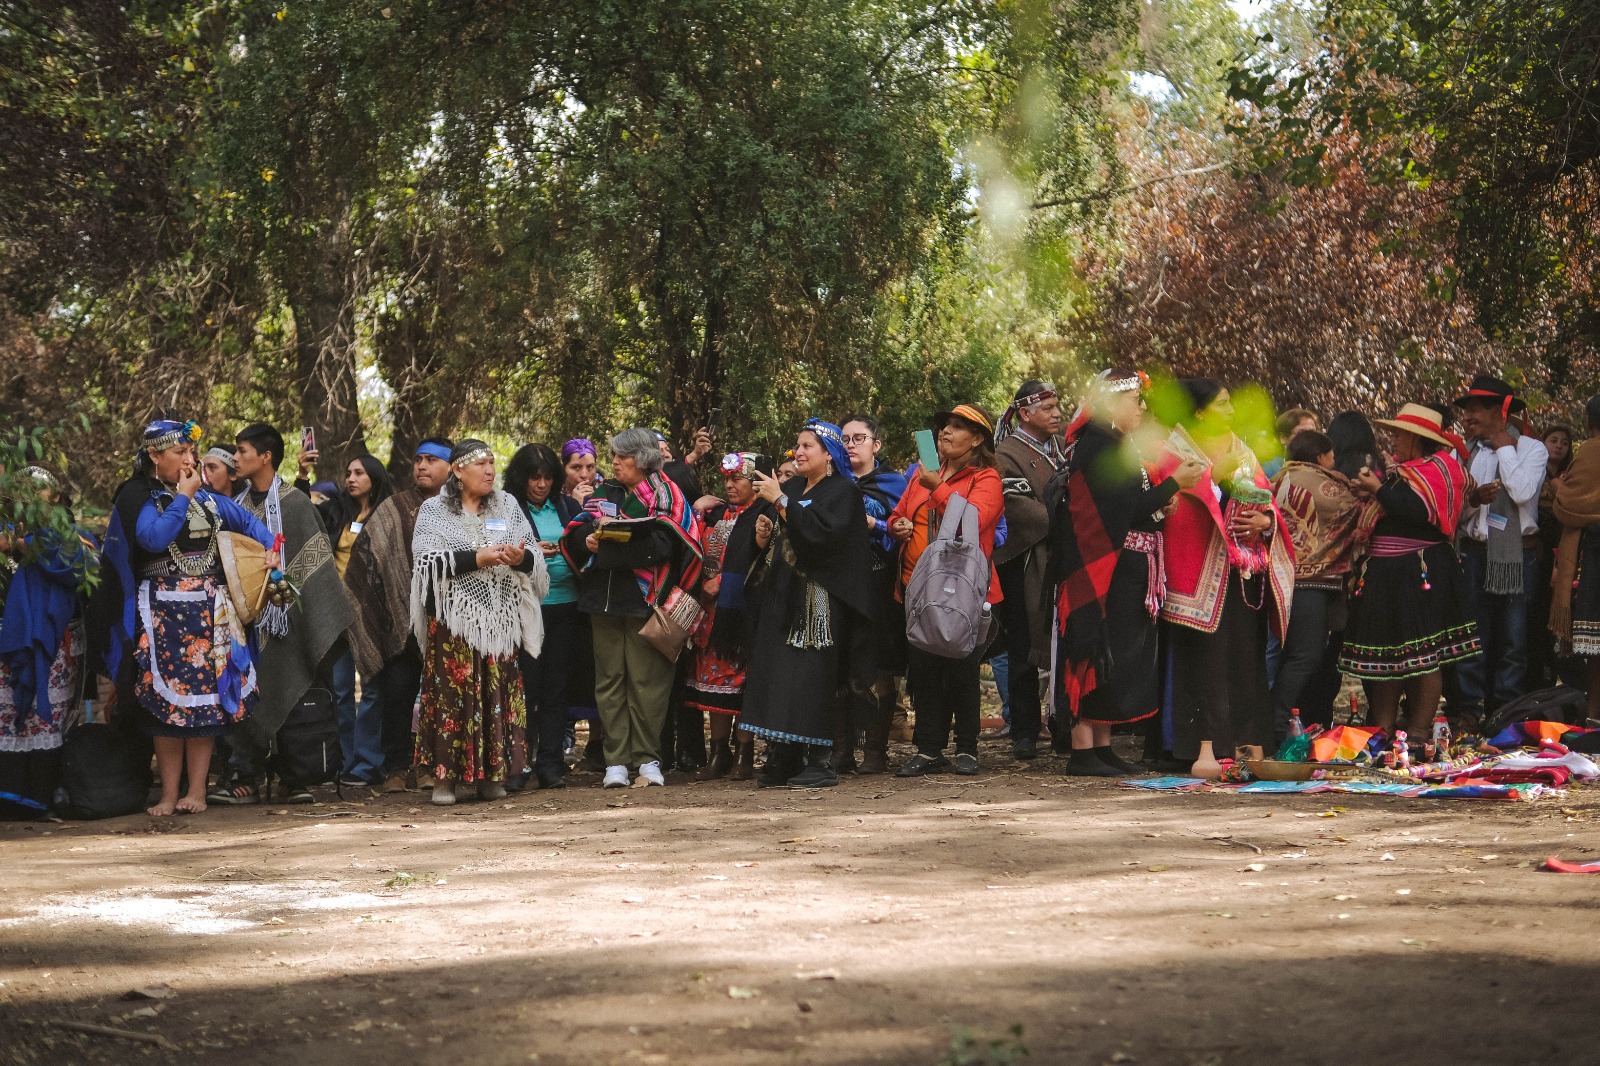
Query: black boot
756 742 804 788
1065 748 1120 777
1094 745 1142 773
787 745 840 789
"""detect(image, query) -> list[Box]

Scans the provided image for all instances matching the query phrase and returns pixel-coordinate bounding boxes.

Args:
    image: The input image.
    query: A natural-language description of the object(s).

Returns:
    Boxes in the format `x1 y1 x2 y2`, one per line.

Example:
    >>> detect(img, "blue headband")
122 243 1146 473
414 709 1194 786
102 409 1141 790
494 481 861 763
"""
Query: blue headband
802 418 855 483
415 442 452 462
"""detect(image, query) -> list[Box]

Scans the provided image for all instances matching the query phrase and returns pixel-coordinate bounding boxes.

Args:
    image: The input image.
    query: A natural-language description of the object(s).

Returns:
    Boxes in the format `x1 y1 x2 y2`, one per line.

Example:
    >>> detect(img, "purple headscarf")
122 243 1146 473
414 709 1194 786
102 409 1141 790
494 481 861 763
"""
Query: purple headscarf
561 438 597 462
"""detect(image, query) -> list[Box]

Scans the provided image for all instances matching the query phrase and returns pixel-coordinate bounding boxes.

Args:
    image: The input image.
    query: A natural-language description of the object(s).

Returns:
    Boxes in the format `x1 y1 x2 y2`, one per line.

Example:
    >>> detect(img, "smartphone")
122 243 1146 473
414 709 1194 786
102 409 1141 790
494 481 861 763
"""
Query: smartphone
300 426 317 455
707 407 722 437
914 429 940 474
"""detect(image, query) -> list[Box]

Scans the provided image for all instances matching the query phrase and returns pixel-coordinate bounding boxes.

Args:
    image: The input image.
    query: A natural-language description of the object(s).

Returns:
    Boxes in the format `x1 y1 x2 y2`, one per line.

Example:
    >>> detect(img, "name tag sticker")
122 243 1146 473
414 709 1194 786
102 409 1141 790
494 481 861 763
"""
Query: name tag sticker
798 499 813 508
349 521 363 534
485 519 508 532
1487 512 1509 532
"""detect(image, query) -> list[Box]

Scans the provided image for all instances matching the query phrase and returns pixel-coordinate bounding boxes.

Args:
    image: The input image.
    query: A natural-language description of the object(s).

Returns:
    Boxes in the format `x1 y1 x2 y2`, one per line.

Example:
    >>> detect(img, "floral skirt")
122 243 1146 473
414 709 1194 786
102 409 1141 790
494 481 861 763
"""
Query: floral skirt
135 575 255 737
685 643 747 716
415 619 527 783
0 622 84 753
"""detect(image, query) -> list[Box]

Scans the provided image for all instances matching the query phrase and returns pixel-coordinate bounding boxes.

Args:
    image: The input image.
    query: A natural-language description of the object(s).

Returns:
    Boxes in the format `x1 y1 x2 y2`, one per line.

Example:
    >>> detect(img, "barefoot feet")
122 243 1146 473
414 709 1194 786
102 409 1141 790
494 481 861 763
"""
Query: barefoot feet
147 798 178 816
176 794 208 814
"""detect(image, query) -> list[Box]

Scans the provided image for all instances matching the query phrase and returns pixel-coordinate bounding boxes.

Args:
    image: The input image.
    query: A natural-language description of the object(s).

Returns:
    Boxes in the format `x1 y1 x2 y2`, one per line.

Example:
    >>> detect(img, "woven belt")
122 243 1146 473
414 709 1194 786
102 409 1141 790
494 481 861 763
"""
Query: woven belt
1122 529 1165 619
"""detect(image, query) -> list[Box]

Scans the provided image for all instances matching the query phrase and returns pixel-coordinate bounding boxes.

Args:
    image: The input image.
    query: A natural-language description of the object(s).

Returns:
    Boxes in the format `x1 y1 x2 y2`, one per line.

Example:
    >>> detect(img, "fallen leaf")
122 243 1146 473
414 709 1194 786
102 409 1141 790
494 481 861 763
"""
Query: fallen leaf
1242 862 1266 873
794 969 838 981
1380 853 1396 862
728 986 761 999
1401 938 1427 949
778 837 816 844
1146 864 1170 873
1333 894 1356 901
1479 854 1499 861
350 1019 372 1032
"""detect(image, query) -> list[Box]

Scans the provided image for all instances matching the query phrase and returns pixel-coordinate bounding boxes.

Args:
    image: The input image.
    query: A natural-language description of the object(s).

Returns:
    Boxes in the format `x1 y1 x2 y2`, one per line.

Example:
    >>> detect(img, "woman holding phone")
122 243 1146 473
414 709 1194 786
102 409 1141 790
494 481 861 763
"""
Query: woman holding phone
740 420 878 788
887 404 1004 777
503 444 586 790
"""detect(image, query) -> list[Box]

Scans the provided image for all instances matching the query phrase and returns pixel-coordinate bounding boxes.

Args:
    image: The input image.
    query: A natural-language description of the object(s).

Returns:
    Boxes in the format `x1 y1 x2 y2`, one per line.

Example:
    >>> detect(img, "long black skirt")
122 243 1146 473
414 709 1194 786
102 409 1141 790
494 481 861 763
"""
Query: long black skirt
1569 526 1600 657
1169 571 1273 760
1077 549 1161 726
1339 542 1479 678
739 589 859 748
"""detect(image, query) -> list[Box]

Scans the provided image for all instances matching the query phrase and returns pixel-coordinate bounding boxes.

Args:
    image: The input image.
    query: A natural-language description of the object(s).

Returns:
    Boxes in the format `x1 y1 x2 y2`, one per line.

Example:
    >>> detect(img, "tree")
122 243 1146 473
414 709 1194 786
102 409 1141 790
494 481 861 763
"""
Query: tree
1229 1 1600 391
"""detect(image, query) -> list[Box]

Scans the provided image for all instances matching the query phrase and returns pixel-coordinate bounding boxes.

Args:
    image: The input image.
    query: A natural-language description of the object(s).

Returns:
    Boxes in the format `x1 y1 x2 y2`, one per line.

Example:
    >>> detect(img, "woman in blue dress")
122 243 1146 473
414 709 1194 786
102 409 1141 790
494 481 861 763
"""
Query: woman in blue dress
89 420 275 816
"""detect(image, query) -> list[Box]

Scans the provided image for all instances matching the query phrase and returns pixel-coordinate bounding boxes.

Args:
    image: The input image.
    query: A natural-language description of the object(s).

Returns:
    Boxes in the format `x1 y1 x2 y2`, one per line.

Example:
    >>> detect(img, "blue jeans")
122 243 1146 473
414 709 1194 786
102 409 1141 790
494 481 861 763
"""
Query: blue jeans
330 649 383 783
1456 544 1537 716
991 651 1011 724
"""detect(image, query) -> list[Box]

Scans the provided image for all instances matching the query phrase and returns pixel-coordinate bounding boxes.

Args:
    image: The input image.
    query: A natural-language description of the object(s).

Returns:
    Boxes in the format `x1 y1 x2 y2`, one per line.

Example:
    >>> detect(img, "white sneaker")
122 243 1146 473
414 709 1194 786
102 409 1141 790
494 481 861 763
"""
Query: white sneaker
603 765 630 789
637 760 665 786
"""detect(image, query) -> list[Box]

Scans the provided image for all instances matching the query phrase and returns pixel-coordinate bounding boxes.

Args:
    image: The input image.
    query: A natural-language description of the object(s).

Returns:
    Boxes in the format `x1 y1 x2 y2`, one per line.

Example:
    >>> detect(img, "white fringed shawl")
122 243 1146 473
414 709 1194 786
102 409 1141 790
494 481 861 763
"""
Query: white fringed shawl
409 491 549 659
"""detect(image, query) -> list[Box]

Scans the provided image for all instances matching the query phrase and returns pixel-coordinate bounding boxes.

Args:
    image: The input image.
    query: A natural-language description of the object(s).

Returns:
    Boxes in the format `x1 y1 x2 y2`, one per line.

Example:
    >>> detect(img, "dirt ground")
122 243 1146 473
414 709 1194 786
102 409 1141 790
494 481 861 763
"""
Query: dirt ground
3 733 1598 1066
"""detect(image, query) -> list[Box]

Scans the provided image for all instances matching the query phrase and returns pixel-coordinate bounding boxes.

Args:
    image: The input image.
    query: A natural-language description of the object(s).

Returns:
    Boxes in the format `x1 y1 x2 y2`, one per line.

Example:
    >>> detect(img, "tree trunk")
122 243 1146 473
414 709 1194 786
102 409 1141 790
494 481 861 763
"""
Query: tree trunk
284 195 366 483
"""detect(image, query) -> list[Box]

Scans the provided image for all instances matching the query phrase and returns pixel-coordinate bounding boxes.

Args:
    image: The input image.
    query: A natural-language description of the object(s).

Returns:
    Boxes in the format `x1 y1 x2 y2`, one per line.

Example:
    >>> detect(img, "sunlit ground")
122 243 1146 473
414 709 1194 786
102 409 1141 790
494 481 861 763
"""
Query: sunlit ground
3 739 1597 1065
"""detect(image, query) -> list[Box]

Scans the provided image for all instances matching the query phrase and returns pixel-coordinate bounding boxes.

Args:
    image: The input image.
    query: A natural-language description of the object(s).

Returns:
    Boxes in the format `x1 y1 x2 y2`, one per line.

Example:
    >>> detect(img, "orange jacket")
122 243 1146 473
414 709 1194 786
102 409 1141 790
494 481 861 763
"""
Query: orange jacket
888 464 1004 605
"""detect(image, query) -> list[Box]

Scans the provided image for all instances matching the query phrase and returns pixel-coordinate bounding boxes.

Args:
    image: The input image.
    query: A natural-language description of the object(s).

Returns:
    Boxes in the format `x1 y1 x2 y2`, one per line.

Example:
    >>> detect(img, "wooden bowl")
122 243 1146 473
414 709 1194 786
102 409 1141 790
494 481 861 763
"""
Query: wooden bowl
1245 759 1316 782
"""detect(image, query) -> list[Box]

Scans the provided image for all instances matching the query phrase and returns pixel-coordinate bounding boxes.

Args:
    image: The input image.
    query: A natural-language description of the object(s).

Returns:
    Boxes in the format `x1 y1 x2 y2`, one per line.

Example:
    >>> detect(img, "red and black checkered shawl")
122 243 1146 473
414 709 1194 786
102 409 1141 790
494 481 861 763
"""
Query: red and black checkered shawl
1049 419 1178 716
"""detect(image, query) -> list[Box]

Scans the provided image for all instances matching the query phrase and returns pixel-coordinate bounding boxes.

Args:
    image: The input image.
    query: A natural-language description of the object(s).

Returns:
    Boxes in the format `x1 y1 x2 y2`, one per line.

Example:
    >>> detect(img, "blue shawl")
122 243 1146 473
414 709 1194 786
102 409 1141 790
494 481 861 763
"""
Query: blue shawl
0 529 94 726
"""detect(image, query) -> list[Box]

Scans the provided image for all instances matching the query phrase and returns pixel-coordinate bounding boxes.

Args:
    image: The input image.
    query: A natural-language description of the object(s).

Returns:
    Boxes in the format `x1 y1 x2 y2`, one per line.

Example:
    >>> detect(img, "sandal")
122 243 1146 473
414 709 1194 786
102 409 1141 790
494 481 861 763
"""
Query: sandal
207 783 260 806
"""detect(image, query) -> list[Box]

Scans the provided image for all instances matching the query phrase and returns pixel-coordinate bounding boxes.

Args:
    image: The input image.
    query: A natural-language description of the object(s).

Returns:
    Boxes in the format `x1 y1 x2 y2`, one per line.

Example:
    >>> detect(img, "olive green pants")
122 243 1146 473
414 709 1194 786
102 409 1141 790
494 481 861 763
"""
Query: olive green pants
590 613 676 769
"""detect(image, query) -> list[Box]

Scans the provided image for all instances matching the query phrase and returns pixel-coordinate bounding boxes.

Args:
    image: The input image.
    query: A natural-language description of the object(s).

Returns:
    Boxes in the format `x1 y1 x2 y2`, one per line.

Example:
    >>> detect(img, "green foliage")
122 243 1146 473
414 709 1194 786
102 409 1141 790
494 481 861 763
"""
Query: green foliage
1228 1 1600 378
1 422 100 589
939 1023 1029 1066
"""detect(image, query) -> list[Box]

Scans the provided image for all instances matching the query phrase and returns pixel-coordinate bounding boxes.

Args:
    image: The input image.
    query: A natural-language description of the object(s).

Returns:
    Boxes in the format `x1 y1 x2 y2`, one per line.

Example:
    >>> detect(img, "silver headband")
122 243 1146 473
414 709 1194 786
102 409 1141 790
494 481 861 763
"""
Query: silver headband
453 447 492 468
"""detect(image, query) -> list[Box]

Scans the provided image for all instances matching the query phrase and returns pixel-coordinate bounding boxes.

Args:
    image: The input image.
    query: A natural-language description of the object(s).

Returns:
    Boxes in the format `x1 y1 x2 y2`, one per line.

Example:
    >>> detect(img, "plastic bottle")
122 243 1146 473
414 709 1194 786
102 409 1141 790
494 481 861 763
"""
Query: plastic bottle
1432 713 1452 757
1287 707 1305 738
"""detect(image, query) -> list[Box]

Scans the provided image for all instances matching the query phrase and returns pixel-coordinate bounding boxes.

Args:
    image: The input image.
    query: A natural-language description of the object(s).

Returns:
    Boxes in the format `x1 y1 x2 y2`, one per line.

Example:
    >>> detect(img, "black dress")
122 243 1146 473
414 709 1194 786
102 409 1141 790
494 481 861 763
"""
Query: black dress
1339 478 1480 678
738 475 877 747
1563 526 1600 656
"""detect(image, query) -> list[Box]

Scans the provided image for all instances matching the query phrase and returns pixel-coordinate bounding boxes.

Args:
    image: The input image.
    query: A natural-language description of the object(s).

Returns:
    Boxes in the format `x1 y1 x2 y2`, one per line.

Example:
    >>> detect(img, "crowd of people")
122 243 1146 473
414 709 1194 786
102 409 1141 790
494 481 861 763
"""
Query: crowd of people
4 369 1598 817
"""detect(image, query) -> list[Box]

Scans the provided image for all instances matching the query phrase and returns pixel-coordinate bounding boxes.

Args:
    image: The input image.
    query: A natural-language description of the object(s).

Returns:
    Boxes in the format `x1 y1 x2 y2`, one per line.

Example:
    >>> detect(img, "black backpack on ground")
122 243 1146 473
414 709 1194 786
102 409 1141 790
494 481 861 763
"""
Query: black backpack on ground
1481 685 1588 737
272 686 340 788
58 712 154 820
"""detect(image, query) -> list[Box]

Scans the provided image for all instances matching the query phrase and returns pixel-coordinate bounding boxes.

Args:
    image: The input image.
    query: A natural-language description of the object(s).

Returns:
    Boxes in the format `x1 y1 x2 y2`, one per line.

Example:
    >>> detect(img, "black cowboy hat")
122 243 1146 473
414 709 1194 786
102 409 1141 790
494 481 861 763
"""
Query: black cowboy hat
1452 374 1527 415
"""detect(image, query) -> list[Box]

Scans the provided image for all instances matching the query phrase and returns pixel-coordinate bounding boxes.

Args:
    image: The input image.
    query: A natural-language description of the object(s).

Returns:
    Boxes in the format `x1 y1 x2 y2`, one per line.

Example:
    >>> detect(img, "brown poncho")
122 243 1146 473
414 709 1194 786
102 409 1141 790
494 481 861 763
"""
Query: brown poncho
344 487 428 677
1550 440 1600 645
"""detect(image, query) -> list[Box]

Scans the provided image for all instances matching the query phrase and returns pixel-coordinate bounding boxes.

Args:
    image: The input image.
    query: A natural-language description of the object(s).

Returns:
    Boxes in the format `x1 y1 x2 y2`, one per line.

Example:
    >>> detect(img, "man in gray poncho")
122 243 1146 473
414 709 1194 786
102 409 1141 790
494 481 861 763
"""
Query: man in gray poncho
210 423 355 803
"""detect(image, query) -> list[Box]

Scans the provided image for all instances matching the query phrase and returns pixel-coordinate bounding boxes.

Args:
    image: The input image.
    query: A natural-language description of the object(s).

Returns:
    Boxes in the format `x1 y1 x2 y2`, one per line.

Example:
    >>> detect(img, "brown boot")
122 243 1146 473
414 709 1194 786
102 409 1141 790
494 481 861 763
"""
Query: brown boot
728 741 756 781
696 739 734 780
889 700 914 743
858 690 895 774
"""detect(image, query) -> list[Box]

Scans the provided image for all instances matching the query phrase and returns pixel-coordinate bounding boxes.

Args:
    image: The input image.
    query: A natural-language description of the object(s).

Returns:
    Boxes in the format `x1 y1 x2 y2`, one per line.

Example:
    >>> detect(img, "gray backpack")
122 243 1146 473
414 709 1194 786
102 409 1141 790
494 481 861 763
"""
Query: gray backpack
904 492 993 658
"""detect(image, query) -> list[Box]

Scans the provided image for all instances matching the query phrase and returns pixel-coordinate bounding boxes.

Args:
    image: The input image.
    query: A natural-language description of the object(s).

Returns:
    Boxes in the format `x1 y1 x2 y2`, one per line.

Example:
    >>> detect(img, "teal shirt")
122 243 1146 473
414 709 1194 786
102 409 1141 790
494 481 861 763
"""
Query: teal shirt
527 498 578 605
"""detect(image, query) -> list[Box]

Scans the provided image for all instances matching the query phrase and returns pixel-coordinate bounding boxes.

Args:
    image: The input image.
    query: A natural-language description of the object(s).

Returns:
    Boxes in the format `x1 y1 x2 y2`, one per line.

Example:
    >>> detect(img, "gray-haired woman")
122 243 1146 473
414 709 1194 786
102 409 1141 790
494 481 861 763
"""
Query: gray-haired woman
561 427 704 788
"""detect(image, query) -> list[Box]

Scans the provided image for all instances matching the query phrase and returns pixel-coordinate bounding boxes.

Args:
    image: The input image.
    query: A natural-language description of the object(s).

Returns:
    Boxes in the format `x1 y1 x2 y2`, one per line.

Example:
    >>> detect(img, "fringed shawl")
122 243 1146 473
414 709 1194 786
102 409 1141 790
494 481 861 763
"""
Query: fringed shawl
1394 453 1467 539
1550 440 1600 645
410 491 549 660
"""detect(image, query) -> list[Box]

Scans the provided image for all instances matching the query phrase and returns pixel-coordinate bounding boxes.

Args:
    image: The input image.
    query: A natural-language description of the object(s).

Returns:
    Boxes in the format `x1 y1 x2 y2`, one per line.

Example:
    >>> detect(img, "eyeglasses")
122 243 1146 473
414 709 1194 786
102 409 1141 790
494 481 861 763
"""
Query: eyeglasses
842 433 874 446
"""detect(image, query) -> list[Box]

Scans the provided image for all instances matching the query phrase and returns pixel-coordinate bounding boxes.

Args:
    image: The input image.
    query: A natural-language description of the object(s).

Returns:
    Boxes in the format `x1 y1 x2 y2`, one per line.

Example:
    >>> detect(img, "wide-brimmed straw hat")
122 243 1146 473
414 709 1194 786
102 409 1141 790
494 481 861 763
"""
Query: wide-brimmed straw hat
1374 404 1456 450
